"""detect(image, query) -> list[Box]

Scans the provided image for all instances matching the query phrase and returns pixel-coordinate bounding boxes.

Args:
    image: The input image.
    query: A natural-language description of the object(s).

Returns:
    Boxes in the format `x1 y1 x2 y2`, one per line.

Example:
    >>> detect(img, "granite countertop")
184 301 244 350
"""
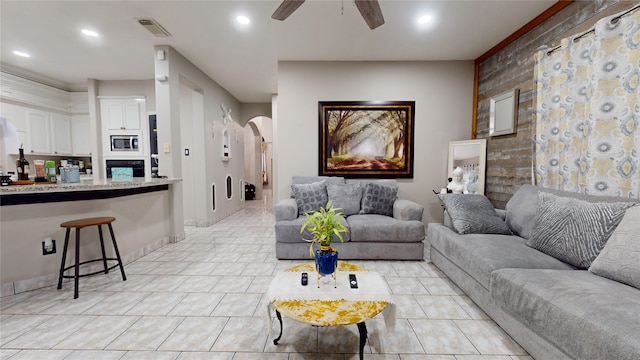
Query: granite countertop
0 177 181 194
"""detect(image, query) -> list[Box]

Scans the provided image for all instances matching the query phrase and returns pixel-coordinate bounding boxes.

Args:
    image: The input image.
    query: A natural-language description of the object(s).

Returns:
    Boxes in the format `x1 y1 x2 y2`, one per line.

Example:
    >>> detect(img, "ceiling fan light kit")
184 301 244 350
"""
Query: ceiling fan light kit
271 0 385 30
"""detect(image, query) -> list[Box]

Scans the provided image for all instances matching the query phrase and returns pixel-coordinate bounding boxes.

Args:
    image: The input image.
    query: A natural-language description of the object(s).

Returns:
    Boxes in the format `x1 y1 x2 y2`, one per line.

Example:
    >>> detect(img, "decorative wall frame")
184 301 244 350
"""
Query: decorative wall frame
489 89 519 137
318 101 415 178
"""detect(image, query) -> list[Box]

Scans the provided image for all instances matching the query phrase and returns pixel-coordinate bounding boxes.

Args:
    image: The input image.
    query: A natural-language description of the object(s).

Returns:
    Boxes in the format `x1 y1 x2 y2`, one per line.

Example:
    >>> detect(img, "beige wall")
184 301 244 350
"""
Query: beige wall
155 45 246 227
274 61 474 224
1 190 172 295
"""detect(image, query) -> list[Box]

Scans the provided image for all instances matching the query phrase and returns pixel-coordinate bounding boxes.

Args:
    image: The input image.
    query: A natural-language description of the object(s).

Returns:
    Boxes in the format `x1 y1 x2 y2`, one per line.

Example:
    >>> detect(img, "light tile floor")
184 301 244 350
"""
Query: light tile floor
0 192 531 360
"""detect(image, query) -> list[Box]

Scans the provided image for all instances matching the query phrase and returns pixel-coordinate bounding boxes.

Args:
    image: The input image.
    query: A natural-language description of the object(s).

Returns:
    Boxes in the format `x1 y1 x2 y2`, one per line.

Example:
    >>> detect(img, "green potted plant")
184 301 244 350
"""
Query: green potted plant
300 200 349 276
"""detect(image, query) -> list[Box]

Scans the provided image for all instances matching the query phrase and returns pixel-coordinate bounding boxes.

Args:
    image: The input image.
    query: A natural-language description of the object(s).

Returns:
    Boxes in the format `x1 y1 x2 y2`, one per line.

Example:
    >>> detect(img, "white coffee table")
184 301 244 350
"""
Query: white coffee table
267 262 394 359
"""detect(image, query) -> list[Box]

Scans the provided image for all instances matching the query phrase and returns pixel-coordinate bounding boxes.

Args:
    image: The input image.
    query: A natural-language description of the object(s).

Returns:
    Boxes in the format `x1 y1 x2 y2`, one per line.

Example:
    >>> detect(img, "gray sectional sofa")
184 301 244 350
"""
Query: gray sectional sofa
428 184 640 360
274 176 425 260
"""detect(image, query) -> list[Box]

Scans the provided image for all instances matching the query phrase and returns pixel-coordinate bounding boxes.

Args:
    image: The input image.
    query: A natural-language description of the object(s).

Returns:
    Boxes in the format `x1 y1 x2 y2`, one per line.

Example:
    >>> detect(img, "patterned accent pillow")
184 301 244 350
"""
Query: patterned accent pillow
360 182 397 216
326 182 362 216
589 205 640 289
438 194 512 235
527 192 635 269
291 181 328 216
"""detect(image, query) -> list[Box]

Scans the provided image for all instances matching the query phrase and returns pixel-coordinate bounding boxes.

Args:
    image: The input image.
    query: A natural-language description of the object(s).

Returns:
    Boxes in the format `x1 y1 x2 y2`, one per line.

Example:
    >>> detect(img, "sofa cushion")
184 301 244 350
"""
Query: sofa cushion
292 176 345 185
438 194 512 235
504 184 539 239
427 223 574 290
360 182 397 216
527 192 635 269
291 181 328 216
275 216 351 244
589 205 640 289
491 269 640 360
348 214 424 243
326 182 362 216
505 184 640 240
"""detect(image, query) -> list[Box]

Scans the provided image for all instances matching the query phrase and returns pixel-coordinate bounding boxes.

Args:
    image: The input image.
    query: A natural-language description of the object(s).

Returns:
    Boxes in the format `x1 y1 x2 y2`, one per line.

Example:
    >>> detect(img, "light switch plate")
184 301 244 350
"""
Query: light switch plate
163 143 170 153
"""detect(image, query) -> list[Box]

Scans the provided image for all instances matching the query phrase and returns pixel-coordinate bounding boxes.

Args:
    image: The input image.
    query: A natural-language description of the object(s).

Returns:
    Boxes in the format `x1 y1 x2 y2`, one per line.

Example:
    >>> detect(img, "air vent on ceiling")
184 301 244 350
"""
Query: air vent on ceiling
137 18 172 37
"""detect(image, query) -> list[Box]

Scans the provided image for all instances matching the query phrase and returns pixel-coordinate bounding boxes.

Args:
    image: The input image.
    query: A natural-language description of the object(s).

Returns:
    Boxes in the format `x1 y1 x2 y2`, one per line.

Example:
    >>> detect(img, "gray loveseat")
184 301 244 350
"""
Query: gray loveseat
428 184 640 360
274 176 425 260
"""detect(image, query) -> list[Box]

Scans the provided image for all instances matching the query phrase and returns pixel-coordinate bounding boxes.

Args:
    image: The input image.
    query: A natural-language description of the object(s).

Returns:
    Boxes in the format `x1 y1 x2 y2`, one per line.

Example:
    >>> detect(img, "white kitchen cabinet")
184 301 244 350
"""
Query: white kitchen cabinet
26 111 73 155
101 99 143 131
27 111 52 154
51 115 72 155
72 115 91 156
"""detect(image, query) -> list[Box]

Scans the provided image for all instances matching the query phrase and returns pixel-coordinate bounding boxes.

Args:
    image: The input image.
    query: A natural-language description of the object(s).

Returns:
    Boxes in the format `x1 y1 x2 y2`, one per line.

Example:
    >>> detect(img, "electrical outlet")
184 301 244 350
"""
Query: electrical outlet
42 239 56 255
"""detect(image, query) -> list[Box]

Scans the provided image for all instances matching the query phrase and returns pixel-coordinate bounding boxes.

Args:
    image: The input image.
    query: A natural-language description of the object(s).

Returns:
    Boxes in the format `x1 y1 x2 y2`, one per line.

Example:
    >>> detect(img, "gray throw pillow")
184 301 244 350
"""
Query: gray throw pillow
438 194 512 235
360 182 397 216
326 182 362 216
527 192 635 269
589 205 640 289
291 181 328 216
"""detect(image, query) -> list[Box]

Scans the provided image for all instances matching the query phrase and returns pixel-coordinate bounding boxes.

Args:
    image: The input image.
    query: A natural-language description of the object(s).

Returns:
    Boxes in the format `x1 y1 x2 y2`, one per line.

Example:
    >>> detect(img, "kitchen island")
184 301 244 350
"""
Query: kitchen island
1 178 184 296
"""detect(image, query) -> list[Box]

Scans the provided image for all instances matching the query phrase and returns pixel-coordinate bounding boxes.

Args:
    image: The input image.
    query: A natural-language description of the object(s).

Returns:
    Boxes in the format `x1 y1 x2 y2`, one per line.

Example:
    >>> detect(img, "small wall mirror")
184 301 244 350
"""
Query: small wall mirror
490 89 519 137
447 139 487 195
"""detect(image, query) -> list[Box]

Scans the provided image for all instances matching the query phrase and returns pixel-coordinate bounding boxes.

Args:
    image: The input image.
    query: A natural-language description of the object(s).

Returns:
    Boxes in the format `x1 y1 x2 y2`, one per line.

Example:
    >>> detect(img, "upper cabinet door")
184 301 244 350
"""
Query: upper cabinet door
51 115 73 155
123 102 141 130
72 115 91 156
103 99 142 131
27 111 52 154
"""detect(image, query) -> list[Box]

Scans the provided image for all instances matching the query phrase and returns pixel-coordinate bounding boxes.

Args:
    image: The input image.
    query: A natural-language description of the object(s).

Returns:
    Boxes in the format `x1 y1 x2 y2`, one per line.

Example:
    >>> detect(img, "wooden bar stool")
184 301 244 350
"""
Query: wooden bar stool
57 216 126 299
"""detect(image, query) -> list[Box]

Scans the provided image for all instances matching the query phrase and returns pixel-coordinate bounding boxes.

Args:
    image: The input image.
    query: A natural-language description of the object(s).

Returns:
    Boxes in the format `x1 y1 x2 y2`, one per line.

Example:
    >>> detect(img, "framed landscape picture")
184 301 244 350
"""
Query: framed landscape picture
318 101 415 178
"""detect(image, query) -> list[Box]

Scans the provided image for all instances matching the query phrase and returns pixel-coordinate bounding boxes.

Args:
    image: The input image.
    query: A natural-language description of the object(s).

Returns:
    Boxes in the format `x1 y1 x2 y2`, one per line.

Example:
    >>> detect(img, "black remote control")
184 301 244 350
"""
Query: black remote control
349 274 358 289
301 272 308 286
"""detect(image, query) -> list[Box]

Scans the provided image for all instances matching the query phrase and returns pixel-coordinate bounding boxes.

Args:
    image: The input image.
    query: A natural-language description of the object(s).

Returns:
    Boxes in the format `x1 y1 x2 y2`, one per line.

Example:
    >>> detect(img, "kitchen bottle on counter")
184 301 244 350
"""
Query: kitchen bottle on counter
45 160 57 182
16 146 30 180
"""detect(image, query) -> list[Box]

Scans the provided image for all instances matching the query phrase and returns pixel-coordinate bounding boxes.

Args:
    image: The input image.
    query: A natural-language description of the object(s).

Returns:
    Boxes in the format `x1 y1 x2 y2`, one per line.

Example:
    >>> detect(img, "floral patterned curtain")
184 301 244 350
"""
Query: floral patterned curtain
534 7 640 198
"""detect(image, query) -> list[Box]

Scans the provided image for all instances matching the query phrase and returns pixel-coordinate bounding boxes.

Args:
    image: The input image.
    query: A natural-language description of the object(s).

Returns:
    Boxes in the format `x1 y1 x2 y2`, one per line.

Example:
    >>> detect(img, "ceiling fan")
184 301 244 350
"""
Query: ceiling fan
271 0 385 30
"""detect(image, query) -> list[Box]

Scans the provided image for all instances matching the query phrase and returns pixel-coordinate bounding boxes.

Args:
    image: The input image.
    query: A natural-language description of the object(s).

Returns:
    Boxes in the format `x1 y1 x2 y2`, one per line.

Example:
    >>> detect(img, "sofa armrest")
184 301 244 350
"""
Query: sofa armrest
393 199 424 221
274 198 298 222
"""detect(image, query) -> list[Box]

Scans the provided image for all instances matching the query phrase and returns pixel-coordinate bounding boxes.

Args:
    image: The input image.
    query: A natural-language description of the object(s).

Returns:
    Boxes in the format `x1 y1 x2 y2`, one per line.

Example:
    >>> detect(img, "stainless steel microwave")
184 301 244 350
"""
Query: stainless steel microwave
110 135 139 151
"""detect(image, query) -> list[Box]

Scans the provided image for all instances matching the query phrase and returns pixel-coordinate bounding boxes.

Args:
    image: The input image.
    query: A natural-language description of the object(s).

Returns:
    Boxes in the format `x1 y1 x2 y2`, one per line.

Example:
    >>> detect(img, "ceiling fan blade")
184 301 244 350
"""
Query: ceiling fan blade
271 0 305 21
354 0 385 30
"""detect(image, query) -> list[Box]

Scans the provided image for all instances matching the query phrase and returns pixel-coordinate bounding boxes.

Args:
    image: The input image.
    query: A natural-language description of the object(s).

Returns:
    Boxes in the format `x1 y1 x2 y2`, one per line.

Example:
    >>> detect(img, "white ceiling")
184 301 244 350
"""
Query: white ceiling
0 1 556 103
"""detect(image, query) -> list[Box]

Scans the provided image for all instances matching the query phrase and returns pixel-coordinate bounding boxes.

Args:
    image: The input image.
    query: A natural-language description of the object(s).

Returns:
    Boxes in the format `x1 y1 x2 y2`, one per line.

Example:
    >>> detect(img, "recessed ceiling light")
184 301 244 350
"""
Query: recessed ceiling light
81 29 99 37
13 50 30 58
236 15 250 25
418 15 433 24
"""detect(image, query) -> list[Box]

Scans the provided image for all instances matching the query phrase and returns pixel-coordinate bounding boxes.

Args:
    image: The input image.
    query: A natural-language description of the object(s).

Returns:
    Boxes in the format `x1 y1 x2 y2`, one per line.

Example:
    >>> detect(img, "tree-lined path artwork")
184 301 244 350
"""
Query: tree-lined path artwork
319 101 415 178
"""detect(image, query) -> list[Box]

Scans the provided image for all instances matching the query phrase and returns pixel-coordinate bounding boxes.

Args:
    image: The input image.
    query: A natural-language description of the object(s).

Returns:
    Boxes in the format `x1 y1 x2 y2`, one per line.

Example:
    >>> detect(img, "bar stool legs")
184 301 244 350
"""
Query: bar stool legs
108 223 127 281
57 217 126 299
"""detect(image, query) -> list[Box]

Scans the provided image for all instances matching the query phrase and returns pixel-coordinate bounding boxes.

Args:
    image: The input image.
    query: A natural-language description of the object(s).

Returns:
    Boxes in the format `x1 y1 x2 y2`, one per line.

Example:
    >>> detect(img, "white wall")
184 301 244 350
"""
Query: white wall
275 61 474 224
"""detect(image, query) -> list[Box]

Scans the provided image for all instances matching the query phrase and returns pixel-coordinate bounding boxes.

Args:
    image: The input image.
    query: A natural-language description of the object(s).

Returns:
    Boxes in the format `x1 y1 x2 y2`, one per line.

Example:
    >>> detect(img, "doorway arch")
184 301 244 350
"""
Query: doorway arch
244 116 272 200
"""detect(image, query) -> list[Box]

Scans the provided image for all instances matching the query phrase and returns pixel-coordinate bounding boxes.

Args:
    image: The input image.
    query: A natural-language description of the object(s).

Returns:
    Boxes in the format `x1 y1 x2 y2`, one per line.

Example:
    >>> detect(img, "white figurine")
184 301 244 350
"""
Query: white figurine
467 170 479 194
220 104 233 124
447 167 465 194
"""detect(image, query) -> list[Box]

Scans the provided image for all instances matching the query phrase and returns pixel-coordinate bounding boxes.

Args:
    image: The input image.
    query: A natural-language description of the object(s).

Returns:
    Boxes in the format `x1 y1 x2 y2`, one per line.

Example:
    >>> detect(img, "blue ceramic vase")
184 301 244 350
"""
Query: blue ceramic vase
315 250 338 276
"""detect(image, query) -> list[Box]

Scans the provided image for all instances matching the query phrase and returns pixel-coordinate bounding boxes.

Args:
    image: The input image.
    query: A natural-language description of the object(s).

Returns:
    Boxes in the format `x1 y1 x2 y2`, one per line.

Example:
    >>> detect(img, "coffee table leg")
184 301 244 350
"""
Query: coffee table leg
274 310 283 345
357 322 367 360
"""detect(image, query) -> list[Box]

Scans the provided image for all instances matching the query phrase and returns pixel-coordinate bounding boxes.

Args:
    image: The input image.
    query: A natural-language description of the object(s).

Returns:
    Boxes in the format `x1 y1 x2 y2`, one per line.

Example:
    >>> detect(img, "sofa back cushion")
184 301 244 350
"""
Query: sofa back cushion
359 182 397 216
291 181 328 216
589 205 640 289
292 176 345 185
438 194 512 235
505 184 640 239
527 191 635 269
326 182 362 216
